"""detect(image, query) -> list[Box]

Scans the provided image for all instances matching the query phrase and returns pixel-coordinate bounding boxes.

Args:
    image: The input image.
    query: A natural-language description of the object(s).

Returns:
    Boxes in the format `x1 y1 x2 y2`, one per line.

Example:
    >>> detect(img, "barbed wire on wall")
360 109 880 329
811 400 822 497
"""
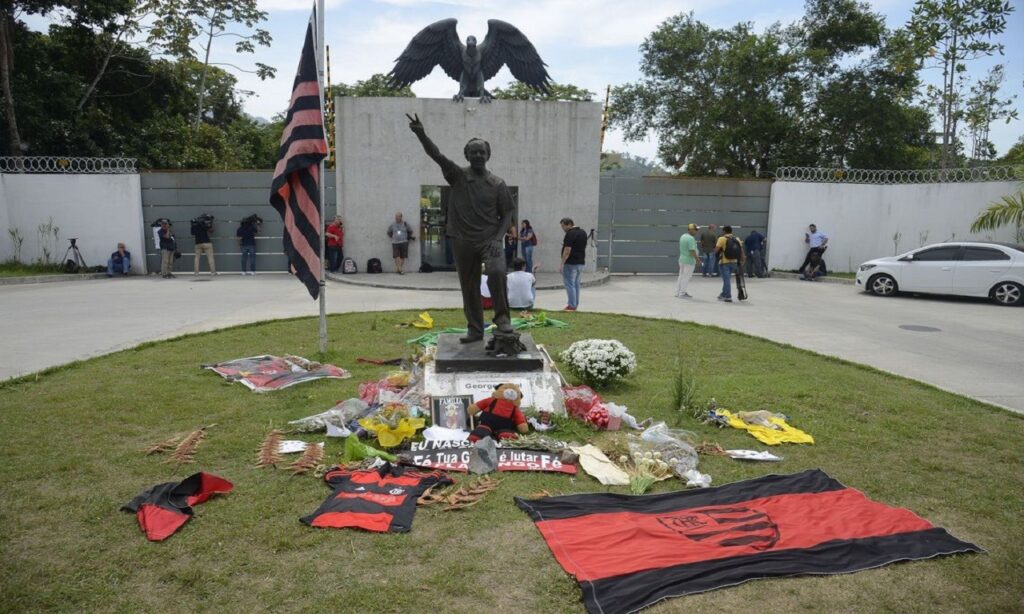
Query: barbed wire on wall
775 166 1021 184
0 156 137 174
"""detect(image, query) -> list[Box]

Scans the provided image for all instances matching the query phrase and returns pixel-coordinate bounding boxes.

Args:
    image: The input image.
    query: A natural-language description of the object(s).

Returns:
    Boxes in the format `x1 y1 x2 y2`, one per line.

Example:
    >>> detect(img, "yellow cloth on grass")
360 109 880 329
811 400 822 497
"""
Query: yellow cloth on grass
358 417 425 448
719 409 814 445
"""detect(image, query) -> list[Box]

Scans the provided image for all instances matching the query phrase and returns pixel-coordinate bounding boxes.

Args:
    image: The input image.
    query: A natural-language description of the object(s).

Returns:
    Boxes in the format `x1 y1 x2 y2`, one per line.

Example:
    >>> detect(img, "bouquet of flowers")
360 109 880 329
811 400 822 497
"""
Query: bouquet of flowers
618 450 673 495
560 339 637 388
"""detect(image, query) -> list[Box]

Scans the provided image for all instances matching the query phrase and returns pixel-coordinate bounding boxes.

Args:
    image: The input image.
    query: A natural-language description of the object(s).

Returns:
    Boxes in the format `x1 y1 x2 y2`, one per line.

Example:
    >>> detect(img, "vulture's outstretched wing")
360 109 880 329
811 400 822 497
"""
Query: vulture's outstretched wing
479 20 552 94
387 18 463 88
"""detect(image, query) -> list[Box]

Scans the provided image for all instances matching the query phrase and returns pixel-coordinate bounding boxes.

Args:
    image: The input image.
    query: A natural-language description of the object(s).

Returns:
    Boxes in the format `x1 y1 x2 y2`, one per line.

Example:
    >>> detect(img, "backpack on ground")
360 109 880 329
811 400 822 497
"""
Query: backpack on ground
366 257 383 274
419 261 434 273
341 257 357 274
724 236 743 260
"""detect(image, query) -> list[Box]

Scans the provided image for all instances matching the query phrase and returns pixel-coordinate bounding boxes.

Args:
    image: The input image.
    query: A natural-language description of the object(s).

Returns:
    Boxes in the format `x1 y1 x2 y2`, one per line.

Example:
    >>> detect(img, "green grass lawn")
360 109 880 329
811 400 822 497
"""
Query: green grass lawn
1 310 1021 613
0 261 67 277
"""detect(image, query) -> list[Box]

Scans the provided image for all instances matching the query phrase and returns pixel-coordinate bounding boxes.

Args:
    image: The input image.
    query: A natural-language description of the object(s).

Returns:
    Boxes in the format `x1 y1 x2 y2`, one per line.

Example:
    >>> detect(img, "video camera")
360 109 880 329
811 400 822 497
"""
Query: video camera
190 213 214 236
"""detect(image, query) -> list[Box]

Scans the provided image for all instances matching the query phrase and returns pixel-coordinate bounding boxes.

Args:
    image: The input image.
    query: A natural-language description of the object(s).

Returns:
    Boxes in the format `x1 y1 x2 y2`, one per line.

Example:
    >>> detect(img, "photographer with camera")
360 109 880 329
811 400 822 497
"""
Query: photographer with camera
158 220 177 278
236 214 262 275
191 213 217 276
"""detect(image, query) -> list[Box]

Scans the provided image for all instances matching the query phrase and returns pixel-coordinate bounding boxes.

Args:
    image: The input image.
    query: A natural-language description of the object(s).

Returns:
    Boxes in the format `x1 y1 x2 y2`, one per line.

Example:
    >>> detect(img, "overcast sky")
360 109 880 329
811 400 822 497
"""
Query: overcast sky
33 0 1024 163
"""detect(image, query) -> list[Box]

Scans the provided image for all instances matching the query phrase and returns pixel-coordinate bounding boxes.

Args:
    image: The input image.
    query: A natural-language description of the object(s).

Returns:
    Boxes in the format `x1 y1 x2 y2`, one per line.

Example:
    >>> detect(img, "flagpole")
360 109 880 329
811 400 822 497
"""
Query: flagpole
316 0 327 354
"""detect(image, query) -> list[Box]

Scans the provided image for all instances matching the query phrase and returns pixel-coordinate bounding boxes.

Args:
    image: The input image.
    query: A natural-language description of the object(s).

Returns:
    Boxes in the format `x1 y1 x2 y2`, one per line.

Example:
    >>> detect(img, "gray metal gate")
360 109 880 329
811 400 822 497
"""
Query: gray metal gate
141 171 337 273
597 175 771 273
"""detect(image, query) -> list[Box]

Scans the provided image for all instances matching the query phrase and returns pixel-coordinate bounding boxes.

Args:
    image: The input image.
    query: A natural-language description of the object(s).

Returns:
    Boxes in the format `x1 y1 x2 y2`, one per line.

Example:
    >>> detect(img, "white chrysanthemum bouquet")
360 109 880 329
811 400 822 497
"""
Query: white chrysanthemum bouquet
559 339 637 388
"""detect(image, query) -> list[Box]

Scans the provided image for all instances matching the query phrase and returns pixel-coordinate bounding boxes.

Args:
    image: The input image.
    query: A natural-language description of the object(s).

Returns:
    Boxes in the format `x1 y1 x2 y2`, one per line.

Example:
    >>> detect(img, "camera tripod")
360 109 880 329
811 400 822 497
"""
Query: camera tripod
62 238 87 271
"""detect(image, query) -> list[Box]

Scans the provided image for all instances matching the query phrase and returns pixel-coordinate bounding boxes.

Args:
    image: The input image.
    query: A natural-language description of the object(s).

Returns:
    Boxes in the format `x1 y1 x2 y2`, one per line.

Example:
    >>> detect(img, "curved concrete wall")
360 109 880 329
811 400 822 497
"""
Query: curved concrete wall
767 180 1021 272
1 173 145 272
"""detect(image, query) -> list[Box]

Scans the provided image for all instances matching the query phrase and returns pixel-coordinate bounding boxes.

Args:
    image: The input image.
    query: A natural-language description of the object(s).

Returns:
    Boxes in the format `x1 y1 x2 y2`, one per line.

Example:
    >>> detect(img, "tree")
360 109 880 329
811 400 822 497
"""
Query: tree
0 0 132 156
999 135 1024 166
611 13 805 175
146 0 275 129
908 0 1014 168
328 73 413 98
492 81 594 101
971 188 1024 243
964 64 1017 161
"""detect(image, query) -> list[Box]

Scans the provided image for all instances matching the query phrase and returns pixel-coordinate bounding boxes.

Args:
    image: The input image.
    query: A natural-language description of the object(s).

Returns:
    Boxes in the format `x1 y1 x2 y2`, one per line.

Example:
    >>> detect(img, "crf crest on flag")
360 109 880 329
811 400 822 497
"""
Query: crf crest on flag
270 5 327 299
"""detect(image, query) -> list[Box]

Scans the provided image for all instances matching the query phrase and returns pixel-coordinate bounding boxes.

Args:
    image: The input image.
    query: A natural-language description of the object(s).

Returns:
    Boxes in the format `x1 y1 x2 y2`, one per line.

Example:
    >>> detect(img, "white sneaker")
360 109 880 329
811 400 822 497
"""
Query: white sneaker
249 271 256 276
240 272 246 276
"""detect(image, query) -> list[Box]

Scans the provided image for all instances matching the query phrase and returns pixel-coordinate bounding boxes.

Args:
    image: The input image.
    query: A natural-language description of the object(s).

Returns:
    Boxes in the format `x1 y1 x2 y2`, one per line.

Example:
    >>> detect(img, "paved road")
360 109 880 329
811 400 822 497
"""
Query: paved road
2 273 1021 413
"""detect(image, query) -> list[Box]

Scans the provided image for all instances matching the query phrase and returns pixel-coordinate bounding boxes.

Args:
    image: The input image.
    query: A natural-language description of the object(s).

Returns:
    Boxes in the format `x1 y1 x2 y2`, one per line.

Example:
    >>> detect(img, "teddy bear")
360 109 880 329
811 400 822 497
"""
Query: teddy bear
467 383 529 442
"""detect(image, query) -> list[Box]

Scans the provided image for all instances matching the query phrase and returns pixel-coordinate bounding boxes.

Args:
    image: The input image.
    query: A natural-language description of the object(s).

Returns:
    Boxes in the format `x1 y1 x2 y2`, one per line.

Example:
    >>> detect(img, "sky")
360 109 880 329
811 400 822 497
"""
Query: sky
33 0 1024 163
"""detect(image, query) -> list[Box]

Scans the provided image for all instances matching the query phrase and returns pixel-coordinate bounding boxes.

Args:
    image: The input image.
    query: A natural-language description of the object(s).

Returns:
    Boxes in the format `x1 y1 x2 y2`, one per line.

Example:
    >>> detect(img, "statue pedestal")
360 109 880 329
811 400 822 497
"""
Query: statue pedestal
424 333 565 414
435 333 543 372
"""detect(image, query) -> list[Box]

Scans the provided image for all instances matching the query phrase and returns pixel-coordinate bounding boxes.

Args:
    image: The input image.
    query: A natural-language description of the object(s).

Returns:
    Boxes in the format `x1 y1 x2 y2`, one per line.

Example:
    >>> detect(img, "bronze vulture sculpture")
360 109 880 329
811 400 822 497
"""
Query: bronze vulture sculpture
386 18 552 102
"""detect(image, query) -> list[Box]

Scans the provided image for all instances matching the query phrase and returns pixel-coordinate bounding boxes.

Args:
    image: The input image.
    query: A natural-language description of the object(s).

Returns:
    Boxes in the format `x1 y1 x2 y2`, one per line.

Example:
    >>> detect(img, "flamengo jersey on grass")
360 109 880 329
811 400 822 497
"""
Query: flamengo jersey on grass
301 463 451 533
516 469 981 614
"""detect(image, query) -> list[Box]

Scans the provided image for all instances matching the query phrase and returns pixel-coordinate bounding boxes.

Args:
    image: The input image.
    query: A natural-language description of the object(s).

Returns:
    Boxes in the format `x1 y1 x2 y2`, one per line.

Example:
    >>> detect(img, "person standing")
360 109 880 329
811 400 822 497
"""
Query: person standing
387 212 414 275
106 242 131 277
504 223 518 269
715 225 745 302
519 219 537 273
158 220 176 279
744 229 766 278
699 223 719 277
559 217 587 311
326 215 344 273
676 224 700 298
798 223 829 274
192 216 217 275
236 216 260 275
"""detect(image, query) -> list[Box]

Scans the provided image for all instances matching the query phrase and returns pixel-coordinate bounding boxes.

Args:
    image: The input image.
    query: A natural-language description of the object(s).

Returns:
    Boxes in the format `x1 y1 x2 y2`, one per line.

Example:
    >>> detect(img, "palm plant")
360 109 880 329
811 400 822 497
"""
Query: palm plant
971 187 1024 244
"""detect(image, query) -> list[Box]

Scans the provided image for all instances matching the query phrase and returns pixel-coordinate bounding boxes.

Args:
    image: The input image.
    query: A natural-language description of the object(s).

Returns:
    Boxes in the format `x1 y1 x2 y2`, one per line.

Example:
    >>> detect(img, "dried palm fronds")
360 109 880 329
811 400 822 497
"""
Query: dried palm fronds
256 429 284 468
696 441 728 456
288 442 324 475
144 436 180 455
418 476 502 511
167 428 206 465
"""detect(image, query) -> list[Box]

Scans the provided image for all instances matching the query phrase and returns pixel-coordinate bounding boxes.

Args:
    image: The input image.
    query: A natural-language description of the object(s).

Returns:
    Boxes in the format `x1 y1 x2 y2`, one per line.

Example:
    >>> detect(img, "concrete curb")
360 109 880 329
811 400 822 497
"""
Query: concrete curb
0 272 111 286
326 270 611 291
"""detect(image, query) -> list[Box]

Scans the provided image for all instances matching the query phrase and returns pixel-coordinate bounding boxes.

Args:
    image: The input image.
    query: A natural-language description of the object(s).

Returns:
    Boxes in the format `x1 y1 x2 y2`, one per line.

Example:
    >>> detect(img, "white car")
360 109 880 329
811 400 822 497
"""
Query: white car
855 242 1024 306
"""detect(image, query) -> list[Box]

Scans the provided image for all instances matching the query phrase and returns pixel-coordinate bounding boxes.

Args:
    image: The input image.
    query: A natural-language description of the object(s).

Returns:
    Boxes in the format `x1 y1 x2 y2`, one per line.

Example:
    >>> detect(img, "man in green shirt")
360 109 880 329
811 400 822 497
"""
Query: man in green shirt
677 223 700 298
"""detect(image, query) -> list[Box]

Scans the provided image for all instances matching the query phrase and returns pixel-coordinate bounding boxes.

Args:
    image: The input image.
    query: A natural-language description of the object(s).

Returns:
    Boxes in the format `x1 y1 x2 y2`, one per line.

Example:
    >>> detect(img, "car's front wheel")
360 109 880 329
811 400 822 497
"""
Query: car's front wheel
868 274 898 297
990 282 1023 306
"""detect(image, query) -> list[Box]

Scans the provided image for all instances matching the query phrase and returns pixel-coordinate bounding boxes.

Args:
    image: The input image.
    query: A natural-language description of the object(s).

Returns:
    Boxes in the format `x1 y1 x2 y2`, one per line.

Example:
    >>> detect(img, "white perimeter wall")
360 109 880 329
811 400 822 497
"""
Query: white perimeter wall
335 97 602 273
0 174 146 272
768 181 1020 272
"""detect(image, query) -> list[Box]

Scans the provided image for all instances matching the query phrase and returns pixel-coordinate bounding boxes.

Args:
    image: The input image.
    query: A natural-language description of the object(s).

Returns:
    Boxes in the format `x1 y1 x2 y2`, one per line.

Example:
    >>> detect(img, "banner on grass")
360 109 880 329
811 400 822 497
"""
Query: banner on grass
401 440 575 474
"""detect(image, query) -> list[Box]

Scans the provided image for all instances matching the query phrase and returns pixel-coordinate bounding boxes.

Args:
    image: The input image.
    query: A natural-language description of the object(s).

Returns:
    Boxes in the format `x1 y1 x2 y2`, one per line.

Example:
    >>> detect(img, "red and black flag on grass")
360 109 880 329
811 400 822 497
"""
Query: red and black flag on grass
517 469 980 614
270 6 328 299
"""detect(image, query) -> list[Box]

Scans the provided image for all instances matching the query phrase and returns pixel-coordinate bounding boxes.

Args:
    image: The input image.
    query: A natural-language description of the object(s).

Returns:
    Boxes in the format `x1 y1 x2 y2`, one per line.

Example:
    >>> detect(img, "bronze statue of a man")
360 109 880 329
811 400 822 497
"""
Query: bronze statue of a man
406 113 521 353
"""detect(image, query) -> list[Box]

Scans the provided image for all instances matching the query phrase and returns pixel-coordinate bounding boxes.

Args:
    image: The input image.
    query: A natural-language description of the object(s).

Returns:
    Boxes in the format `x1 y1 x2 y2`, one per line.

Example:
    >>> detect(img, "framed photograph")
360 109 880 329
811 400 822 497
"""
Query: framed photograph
430 395 476 431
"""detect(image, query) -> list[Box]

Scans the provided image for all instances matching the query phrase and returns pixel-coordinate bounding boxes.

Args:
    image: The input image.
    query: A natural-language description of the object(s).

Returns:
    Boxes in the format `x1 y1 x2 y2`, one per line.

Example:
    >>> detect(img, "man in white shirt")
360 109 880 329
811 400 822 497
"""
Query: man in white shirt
506 257 536 310
798 223 829 274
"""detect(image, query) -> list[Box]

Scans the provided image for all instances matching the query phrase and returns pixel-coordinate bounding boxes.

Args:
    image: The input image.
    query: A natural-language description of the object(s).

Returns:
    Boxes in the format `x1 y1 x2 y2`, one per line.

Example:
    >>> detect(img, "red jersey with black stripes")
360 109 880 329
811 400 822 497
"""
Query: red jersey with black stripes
301 463 452 533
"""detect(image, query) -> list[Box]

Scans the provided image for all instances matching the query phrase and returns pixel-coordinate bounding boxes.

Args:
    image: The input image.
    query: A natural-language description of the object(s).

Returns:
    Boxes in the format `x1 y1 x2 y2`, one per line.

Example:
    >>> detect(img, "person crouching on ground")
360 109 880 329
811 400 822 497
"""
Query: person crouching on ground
801 251 828 281
107 243 130 276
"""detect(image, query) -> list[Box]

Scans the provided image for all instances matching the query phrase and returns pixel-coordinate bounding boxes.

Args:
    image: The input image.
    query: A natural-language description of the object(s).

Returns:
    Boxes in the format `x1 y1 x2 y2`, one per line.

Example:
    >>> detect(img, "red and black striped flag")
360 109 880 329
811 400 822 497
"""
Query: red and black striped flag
270 6 328 299
517 469 980 613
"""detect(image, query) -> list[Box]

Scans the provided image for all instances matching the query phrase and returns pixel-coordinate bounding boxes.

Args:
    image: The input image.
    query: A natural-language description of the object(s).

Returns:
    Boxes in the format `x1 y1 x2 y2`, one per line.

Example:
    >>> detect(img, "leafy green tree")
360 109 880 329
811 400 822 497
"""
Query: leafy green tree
492 81 594 101
328 73 413 98
908 0 1015 168
146 0 275 129
964 65 1018 161
611 13 805 175
0 0 132 155
999 136 1024 166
